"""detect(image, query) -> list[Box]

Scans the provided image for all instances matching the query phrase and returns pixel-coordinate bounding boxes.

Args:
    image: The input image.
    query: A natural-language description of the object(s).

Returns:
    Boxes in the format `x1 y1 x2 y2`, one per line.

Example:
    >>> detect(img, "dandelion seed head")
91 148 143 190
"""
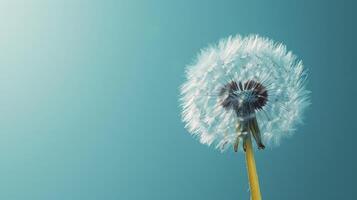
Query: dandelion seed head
180 34 310 151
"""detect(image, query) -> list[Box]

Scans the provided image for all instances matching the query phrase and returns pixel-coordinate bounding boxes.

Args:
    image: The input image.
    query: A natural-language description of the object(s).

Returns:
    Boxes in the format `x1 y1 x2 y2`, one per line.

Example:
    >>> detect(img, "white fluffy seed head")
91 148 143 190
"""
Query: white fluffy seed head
180 34 310 152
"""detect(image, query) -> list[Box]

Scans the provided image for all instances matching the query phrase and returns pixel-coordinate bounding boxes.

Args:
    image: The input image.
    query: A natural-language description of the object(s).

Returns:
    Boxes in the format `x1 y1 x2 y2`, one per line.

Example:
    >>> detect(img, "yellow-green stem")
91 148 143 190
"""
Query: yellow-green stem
245 136 262 200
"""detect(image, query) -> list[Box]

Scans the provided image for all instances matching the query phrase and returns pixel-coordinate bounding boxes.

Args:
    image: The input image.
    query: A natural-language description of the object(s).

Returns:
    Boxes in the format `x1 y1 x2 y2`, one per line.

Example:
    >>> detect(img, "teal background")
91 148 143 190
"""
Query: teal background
0 0 356 199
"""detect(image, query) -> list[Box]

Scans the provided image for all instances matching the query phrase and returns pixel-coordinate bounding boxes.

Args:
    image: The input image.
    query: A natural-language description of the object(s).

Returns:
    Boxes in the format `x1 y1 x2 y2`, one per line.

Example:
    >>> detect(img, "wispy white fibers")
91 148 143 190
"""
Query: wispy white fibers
180 35 310 151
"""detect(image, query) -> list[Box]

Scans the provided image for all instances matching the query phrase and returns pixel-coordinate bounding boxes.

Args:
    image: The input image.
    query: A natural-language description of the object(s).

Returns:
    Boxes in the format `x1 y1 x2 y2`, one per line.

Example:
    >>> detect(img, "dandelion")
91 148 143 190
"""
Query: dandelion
180 34 310 200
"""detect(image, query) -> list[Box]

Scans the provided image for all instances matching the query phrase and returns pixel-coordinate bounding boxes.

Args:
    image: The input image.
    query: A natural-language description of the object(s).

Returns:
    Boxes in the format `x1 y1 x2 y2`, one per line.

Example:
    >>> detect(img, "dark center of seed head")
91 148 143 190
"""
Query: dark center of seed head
219 80 268 118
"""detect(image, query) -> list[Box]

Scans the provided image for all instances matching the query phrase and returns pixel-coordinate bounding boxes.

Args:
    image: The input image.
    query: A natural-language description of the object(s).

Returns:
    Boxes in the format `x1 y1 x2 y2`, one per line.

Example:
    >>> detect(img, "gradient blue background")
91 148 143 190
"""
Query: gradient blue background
0 0 356 199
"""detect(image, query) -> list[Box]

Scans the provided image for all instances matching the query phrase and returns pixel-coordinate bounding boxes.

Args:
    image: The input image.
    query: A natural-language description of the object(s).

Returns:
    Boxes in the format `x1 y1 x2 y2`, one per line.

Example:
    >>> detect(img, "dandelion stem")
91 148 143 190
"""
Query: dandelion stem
245 135 262 200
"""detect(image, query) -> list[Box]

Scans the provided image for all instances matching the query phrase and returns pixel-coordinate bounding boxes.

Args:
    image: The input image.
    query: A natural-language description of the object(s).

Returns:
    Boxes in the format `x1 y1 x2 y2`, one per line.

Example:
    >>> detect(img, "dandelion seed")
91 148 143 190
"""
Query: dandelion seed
180 34 310 200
